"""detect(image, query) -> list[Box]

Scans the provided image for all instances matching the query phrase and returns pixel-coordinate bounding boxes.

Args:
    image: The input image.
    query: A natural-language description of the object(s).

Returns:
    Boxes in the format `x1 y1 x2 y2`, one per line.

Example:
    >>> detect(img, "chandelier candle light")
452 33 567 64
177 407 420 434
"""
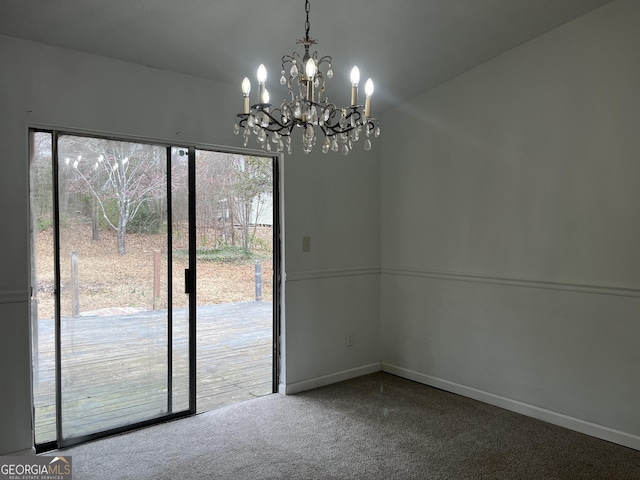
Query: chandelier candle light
234 0 380 155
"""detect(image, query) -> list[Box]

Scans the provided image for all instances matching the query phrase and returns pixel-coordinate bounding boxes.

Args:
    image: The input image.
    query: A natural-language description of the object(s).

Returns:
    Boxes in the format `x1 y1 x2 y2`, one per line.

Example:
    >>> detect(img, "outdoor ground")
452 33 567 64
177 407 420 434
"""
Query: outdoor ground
34 225 273 320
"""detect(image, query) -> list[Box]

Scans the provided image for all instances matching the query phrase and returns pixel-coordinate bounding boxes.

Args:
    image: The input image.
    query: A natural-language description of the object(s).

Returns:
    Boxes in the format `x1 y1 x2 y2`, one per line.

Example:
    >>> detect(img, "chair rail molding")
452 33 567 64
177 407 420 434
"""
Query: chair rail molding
286 266 380 282
382 266 640 299
0 289 29 304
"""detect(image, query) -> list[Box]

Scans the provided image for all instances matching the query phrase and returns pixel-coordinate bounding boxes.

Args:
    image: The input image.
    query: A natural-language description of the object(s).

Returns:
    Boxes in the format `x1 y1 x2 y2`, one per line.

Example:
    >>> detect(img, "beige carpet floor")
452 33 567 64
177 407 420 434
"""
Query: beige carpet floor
56 372 640 479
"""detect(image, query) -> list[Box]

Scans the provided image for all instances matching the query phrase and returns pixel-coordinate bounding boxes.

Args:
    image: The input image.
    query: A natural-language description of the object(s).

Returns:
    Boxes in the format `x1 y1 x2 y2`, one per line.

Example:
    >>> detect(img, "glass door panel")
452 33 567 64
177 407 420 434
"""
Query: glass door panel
194 150 274 412
56 135 175 441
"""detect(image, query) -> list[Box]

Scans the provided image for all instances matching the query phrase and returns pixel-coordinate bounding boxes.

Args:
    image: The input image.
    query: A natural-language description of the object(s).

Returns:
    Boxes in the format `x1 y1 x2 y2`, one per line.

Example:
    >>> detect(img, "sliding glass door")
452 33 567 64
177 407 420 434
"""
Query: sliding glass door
54 134 190 444
30 129 278 450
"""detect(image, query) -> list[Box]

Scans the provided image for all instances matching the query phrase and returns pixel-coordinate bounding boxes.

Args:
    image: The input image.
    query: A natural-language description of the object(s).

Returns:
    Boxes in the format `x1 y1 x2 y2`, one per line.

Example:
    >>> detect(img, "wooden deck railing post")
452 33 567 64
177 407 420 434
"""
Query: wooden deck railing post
153 250 161 310
71 250 80 317
255 261 262 301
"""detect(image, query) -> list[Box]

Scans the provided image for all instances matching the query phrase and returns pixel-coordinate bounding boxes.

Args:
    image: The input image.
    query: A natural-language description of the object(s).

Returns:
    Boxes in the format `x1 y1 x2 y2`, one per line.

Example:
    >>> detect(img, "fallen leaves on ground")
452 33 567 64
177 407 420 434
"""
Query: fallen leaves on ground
34 225 273 320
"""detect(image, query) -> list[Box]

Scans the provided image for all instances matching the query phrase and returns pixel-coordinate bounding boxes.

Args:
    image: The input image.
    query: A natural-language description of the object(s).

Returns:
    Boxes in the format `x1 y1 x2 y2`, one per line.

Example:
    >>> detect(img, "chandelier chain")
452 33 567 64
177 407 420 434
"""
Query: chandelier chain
304 0 311 40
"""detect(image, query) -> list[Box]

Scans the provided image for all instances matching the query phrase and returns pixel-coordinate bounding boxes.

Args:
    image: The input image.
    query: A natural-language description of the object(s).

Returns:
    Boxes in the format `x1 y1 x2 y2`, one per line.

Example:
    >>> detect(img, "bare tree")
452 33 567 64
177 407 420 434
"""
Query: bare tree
29 132 54 231
194 151 236 248
230 155 272 251
62 136 166 254
193 152 272 252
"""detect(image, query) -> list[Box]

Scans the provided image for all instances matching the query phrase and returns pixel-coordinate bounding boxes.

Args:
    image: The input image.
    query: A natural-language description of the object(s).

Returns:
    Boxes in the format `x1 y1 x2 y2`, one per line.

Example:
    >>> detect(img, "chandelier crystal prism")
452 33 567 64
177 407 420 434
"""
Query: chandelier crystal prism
234 0 380 155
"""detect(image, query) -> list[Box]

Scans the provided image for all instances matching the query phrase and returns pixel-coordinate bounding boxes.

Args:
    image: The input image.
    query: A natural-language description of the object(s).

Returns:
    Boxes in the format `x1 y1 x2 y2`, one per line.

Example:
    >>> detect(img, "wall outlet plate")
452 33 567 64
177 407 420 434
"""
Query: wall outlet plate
346 333 354 347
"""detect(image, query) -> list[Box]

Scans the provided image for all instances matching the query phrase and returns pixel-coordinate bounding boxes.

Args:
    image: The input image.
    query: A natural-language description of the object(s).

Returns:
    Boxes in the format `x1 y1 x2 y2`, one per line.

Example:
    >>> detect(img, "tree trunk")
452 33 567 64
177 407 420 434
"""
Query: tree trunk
243 204 250 250
91 196 100 241
117 217 126 255
230 207 235 246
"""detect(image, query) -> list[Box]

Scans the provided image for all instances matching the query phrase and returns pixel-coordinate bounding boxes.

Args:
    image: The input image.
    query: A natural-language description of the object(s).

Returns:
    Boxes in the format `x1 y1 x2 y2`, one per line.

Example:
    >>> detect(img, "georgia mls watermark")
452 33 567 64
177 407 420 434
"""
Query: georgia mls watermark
0 456 72 480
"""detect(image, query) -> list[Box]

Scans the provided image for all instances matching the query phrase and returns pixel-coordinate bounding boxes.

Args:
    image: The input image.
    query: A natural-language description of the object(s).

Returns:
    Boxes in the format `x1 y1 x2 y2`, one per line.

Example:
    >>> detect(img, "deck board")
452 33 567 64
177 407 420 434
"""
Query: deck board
33 301 273 444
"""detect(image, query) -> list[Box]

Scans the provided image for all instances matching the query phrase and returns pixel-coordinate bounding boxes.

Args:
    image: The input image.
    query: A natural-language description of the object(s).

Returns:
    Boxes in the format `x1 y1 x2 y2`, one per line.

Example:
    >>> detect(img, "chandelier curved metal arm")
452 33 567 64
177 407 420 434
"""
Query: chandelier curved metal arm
234 0 380 155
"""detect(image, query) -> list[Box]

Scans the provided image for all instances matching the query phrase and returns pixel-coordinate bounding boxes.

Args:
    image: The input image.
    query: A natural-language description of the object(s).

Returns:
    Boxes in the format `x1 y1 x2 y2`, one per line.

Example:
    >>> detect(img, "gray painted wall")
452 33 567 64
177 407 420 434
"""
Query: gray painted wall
0 34 381 455
381 0 640 449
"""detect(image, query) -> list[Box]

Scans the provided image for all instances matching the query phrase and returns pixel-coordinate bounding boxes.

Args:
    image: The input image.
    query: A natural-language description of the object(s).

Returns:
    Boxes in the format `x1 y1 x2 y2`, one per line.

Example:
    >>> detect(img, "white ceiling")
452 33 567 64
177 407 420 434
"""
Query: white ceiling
0 0 613 113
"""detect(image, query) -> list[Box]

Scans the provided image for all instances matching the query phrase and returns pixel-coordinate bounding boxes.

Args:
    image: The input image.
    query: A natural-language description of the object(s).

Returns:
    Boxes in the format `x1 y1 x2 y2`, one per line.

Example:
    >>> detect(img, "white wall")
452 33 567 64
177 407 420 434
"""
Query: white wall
0 34 381 455
381 0 640 449
282 141 381 392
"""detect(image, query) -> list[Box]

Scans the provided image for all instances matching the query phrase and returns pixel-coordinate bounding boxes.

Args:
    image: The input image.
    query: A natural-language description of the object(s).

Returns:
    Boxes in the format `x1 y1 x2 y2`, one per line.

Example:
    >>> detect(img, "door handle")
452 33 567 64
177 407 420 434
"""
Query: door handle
185 268 191 294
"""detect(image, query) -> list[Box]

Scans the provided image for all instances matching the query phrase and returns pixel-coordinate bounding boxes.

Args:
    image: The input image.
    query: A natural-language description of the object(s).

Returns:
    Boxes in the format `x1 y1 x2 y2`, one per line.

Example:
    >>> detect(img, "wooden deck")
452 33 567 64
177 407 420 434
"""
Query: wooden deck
33 301 273 444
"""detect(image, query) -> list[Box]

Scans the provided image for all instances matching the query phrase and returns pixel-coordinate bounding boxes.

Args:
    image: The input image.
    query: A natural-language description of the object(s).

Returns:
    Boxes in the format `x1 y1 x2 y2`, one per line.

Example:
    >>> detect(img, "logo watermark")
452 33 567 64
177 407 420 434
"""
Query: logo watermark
1 456 72 480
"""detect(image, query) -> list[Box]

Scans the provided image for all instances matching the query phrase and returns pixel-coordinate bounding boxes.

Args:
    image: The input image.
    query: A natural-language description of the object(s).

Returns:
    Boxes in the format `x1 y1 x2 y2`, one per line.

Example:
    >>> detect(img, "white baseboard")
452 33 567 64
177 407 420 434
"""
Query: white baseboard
280 363 381 395
382 363 640 452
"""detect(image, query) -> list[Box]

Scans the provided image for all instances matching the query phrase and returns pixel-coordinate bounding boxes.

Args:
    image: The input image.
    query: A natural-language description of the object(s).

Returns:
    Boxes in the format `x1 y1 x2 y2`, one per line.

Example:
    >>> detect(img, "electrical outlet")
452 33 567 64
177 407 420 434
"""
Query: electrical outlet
346 333 354 347
302 236 311 252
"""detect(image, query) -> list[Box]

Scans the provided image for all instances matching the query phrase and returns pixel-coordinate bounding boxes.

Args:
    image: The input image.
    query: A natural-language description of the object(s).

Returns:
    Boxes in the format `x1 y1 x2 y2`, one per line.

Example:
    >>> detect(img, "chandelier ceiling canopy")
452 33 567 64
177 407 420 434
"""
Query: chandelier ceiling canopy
234 0 380 155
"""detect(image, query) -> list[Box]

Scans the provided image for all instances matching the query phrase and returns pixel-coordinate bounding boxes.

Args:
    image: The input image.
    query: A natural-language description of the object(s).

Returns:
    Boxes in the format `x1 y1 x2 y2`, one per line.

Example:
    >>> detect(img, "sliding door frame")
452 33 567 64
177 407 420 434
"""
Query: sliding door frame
29 125 281 452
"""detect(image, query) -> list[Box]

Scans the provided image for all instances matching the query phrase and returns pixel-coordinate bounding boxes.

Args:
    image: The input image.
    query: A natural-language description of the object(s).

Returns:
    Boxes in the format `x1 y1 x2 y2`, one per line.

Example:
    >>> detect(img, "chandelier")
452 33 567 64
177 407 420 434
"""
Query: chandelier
234 0 380 155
